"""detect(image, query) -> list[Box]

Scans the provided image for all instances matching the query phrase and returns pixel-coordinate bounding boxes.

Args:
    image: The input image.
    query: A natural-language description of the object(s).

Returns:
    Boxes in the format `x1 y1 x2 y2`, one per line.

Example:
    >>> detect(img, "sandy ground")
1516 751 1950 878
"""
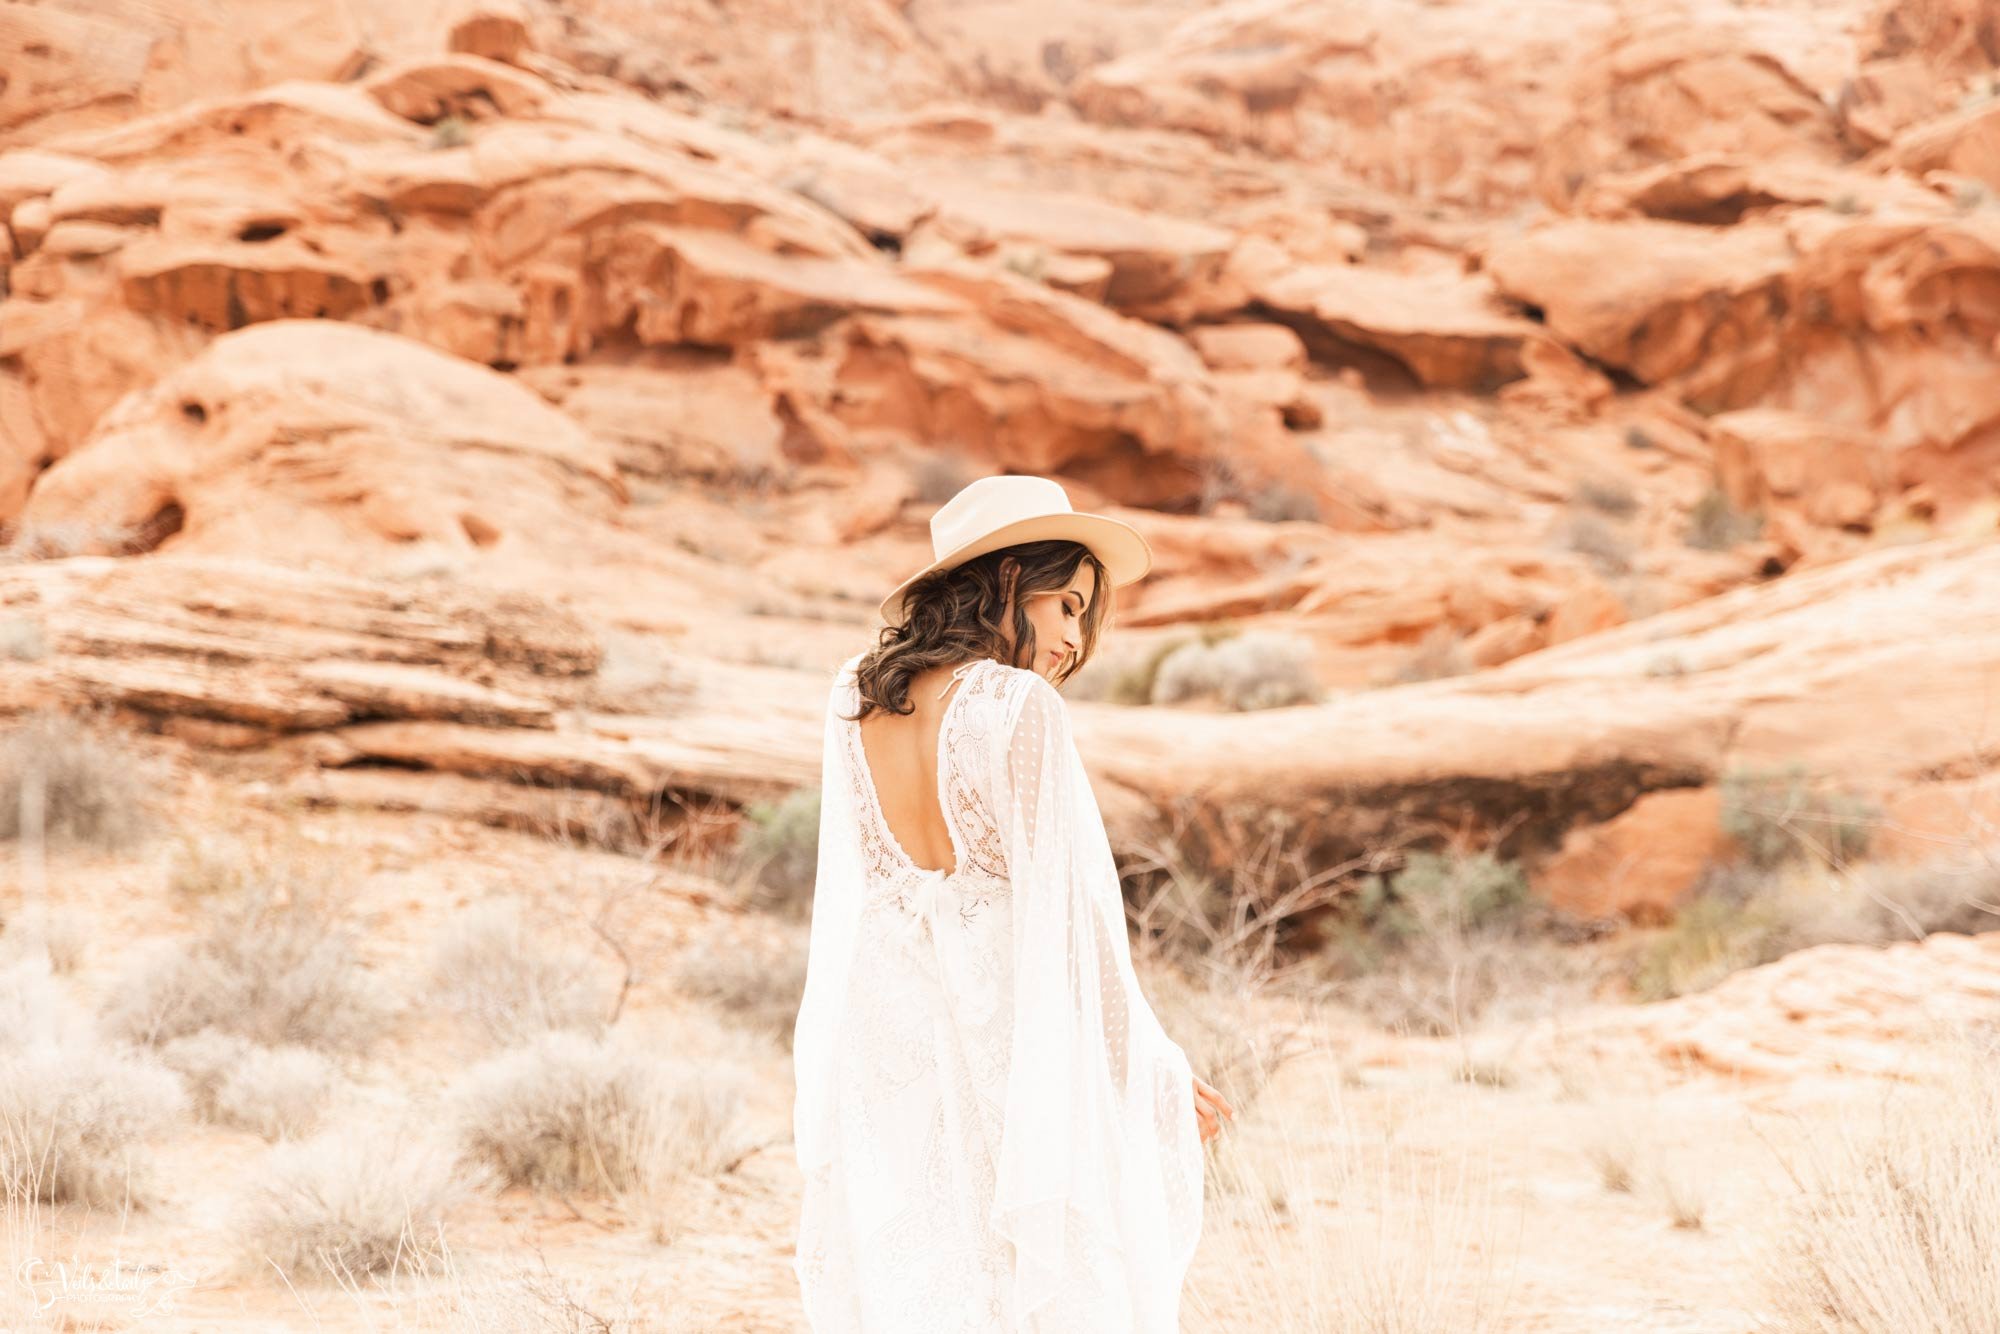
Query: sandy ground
0 782 1974 1332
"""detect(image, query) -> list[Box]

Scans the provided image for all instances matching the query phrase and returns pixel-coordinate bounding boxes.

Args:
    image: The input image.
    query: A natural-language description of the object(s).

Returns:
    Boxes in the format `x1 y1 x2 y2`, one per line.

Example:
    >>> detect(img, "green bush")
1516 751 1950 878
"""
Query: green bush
1319 850 1577 1036
1629 869 1787 1001
1720 764 1877 869
1685 485 1764 550
1357 850 1531 945
737 787 821 917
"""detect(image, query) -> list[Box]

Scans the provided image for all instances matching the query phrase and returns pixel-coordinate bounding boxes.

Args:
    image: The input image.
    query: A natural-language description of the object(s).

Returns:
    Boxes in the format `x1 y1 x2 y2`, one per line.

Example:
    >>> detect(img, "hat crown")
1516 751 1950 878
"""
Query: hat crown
930 475 1072 560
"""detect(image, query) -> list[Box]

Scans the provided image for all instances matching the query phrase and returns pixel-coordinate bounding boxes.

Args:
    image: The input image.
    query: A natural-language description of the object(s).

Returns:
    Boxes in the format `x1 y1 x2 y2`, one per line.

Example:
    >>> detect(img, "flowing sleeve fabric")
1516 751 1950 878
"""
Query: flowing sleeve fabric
988 671 1205 1331
791 651 869 1186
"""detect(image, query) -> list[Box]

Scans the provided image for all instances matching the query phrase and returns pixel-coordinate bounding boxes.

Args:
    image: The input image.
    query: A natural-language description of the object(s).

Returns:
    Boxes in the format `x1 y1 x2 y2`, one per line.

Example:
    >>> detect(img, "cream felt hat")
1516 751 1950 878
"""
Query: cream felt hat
878 475 1152 625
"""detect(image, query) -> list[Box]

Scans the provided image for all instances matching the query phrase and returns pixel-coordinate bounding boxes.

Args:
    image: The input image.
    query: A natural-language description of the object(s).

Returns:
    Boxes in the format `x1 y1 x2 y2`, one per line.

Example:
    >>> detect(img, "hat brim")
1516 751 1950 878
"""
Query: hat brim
878 512 1152 625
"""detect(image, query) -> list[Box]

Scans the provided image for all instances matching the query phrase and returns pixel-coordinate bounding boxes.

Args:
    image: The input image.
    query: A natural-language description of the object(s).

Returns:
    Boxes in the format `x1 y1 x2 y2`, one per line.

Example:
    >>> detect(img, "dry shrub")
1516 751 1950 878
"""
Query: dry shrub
156 1028 342 1141
0 955 186 1210
0 709 154 852
0 1045 187 1211
0 902 89 974
225 1117 487 1286
1629 868 1789 1002
165 818 343 904
1558 509 1637 574
614 1066 755 1247
1064 629 1231 706
446 1030 748 1201
0 617 44 661
0 952 94 1049
1685 484 1764 550
580 629 691 715
1325 851 1595 1038
1384 624 1474 685
1574 473 1641 517
668 927 808 1051
424 897 612 1048
1760 1029 2000 1331
1631 848 2000 1001
1122 802 1362 998
1142 963 1321 1124
1721 764 1878 870
101 866 398 1056
1151 631 1323 711
731 787 821 919
1832 853 2000 939
912 450 983 504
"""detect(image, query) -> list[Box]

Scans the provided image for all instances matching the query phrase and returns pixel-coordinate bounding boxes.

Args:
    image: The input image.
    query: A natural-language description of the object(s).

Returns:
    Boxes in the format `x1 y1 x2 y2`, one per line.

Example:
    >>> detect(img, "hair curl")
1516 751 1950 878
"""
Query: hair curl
845 539 1111 723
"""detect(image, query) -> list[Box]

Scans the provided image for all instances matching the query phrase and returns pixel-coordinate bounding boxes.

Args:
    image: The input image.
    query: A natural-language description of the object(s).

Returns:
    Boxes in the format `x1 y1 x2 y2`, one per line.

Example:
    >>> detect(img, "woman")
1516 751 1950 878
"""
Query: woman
792 474 1236 1333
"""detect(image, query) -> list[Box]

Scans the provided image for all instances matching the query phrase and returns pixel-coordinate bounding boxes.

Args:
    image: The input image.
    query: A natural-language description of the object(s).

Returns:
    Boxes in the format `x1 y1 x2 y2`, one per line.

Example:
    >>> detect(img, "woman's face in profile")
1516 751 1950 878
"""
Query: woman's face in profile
1013 560 1096 680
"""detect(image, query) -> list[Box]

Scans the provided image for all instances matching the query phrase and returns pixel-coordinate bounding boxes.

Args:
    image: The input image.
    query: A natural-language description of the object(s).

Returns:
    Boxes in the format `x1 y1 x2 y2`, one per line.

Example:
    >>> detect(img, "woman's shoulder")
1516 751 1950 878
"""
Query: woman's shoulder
968 659 1067 731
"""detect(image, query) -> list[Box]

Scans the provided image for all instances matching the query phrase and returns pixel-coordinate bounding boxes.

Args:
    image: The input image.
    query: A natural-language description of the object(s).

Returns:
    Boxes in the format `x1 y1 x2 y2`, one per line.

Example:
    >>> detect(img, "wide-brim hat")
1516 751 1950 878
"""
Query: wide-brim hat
878 474 1153 625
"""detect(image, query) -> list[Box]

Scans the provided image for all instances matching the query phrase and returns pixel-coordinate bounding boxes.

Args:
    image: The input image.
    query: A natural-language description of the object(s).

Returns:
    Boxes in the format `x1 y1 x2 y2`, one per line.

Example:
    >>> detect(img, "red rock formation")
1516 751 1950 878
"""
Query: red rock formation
3 0 1998 940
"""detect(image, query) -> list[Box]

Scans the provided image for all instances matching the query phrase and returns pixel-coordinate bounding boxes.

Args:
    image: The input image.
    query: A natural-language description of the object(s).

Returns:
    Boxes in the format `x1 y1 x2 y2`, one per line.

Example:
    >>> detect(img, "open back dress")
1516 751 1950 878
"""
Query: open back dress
791 652 1205 1332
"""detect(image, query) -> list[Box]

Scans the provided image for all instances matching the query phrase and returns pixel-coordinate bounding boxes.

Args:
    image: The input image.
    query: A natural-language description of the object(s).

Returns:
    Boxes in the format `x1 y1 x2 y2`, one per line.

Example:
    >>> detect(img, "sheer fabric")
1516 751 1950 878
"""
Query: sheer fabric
792 651 1204 1332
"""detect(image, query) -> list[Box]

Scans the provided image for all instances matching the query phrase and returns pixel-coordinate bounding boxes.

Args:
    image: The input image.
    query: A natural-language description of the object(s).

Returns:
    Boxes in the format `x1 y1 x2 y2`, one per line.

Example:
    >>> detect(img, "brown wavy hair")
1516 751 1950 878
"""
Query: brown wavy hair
844 539 1112 723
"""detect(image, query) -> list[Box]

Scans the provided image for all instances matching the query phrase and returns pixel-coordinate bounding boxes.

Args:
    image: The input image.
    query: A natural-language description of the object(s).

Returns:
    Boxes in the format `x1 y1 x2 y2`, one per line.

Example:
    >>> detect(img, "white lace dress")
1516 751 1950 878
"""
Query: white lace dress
792 654 1204 1333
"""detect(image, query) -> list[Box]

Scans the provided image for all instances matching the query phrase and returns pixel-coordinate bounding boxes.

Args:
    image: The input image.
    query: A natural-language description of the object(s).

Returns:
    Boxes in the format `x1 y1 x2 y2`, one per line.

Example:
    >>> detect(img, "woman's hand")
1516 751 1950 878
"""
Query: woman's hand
1193 1074 1236 1144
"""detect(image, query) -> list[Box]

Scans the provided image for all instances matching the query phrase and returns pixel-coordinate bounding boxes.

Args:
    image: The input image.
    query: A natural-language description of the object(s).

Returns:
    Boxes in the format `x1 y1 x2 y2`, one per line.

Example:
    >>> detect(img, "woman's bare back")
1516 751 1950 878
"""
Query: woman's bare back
852 662 979 875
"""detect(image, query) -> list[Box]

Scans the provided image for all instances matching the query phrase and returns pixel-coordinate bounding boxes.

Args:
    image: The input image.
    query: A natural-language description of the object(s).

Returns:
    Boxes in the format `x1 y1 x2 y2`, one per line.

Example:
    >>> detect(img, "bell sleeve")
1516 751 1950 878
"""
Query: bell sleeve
791 653 869 1185
988 673 1205 1330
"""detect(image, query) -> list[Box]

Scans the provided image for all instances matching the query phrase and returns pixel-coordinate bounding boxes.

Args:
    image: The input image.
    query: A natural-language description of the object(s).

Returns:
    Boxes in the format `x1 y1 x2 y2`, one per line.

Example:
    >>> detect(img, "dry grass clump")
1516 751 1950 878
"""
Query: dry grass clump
101 866 397 1056
1151 630 1323 711
156 1028 343 1141
224 1117 488 1286
1586 1116 1639 1193
668 927 808 1051
423 897 612 1048
1760 1029 2000 1331
0 955 187 1210
1653 1152 1708 1230
445 1030 747 1205
0 708 155 852
1187 1061 1517 1331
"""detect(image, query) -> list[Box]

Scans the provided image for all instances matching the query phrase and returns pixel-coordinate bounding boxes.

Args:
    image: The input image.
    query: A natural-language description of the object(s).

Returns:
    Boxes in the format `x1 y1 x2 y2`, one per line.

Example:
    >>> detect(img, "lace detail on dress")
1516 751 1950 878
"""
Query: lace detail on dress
842 659 1012 920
